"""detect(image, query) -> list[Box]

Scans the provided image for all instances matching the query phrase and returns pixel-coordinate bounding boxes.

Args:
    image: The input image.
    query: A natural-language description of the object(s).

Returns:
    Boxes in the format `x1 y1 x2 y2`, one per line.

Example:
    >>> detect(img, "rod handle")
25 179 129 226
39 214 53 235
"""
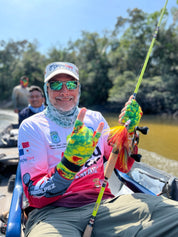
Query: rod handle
104 149 119 179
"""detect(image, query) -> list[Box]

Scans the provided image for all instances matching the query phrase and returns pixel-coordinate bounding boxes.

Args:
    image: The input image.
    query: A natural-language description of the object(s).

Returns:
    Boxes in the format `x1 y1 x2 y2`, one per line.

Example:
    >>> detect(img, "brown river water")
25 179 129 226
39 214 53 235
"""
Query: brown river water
0 109 178 177
105 113 178 177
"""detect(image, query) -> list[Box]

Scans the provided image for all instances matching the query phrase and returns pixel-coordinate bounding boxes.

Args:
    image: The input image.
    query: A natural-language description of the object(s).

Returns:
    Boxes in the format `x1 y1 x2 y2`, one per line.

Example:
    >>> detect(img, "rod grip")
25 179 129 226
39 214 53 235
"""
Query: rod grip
104 150 119 179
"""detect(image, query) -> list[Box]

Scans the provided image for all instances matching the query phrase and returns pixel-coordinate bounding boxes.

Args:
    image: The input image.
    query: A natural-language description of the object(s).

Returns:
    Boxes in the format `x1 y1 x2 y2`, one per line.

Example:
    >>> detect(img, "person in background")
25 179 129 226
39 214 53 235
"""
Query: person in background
18 62 178 237
19 85 45 126
12 76 30 121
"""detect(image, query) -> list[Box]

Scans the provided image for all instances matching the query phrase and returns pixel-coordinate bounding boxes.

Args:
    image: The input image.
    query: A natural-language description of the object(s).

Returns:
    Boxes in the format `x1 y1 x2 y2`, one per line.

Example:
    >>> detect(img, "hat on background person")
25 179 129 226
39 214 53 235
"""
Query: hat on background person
29 85 44 97
44 62 79 83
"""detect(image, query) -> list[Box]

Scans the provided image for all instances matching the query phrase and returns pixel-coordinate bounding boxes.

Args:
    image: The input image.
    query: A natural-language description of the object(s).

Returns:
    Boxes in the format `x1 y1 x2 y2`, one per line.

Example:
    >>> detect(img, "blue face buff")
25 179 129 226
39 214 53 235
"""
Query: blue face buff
28 104 45 114
43 82 81 128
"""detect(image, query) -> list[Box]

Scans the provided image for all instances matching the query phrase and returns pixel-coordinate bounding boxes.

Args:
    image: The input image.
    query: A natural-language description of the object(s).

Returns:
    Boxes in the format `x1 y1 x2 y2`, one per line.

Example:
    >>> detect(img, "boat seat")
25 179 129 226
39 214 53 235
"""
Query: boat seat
6 163 23 237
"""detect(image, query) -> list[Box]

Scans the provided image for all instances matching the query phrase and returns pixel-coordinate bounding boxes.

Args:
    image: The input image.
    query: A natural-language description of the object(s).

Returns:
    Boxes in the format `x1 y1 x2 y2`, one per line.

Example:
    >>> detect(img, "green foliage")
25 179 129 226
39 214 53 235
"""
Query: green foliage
0 5 177 115
107 7 178 114
108 71 137 104
69 32 112 106
137 76 171 113
0 40 29 99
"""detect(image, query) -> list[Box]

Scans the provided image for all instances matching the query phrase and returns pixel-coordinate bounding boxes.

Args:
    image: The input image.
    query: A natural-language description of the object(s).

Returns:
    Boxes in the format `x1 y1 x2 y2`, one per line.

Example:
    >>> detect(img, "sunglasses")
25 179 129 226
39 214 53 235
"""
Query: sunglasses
48 81 79 91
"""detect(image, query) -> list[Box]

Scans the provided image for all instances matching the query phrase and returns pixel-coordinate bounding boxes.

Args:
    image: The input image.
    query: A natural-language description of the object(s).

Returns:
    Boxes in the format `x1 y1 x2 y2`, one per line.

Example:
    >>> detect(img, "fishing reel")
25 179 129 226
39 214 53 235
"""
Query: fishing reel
130 126 149 162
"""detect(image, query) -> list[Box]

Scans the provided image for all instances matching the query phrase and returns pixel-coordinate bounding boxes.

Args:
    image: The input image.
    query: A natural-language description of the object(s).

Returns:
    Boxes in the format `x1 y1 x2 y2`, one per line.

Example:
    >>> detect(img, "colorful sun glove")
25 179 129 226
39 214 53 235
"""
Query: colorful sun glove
57 120 101 180
106 100 142 173
120 99 143 133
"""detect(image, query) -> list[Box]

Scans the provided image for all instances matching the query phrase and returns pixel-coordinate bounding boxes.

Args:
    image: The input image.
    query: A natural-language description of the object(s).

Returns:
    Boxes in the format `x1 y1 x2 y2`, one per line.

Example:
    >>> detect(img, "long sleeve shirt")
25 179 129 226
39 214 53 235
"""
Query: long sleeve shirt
18 109 134 208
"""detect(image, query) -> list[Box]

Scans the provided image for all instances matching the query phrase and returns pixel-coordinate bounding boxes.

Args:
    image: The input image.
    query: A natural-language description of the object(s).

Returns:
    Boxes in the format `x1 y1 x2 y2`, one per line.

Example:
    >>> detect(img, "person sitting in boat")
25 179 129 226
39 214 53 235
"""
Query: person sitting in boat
12 76 30 114
18 62 178 237
18 85 45 126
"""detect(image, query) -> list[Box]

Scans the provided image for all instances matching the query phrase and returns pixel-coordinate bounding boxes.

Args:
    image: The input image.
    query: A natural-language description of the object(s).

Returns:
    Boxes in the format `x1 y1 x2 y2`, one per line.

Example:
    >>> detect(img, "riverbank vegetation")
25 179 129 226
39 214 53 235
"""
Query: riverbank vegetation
0 7 178 115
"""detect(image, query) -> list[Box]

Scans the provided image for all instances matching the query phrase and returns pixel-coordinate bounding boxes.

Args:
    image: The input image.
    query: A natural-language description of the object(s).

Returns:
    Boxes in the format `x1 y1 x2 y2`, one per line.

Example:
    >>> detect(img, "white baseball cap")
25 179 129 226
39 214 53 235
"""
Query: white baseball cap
44 62 79 82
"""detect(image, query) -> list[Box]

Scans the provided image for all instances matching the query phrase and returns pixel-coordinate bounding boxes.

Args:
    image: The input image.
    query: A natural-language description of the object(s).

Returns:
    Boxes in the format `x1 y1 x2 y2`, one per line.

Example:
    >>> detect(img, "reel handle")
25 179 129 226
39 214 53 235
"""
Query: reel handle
136 126 149 135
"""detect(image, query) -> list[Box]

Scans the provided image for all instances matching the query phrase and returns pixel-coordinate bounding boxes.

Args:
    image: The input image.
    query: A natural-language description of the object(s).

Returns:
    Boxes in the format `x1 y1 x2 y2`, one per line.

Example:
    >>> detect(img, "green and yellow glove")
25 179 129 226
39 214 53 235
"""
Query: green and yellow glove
57 119 102 180
120 99 143 133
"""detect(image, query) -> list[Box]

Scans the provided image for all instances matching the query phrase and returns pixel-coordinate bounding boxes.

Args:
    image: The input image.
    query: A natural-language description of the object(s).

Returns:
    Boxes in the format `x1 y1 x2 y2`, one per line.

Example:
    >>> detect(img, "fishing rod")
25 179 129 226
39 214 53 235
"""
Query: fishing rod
83 1 168 236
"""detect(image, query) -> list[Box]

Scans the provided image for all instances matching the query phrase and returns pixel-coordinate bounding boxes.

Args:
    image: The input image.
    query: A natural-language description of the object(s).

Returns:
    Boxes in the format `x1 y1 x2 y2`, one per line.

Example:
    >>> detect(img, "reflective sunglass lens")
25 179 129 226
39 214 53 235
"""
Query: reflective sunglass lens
66 81 78 90
50 81 62 90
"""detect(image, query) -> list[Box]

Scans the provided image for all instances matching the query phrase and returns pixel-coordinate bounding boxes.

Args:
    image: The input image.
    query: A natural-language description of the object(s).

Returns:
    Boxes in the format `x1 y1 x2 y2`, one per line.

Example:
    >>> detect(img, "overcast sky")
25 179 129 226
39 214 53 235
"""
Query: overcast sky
0 0 177 54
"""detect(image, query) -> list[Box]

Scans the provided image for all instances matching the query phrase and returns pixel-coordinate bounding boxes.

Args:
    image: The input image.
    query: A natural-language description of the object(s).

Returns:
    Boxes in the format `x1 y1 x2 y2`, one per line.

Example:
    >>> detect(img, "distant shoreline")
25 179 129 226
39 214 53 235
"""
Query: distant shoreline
0 100 13 109
1 99 178 120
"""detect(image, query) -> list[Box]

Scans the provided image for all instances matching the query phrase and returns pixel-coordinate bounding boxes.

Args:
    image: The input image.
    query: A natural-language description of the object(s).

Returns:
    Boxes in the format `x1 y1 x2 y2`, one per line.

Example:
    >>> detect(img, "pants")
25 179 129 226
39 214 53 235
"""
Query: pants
25 193 178 237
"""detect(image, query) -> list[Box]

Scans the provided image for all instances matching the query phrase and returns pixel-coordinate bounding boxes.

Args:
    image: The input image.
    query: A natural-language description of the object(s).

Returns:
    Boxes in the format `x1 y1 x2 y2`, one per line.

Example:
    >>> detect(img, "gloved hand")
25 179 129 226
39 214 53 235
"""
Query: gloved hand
57 108 104 180
119 97 143 133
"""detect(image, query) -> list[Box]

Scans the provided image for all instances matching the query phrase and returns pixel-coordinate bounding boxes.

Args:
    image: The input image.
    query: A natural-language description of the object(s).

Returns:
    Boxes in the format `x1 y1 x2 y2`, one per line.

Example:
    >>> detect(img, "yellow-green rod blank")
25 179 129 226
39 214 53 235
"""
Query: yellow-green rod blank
83 152 118 237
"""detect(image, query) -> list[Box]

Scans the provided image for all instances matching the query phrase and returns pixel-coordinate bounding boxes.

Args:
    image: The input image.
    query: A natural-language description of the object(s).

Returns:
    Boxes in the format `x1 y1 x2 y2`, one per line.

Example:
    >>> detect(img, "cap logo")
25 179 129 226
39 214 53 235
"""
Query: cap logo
48 63 78 77
49 63 60 71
